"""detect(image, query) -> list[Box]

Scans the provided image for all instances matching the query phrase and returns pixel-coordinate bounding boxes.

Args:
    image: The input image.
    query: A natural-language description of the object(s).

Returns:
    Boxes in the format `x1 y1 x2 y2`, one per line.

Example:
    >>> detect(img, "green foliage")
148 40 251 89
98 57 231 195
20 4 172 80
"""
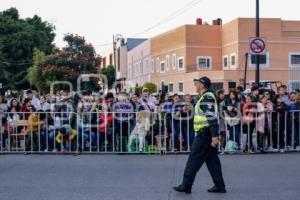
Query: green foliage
101 65 116 88
27 49 46 92
130 86 143 94
36 34 100 92
0 7 55 89
143 82 157 94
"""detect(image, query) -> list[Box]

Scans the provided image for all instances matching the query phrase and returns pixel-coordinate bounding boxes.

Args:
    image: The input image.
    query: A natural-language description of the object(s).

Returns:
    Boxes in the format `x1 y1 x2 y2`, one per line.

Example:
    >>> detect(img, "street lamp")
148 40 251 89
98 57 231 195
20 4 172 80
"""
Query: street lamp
113 34 124 93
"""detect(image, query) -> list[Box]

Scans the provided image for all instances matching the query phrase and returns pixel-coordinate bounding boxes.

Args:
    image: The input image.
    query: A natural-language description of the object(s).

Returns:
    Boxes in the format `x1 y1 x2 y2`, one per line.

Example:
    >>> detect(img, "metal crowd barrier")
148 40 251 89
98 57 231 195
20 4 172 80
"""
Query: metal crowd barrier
0 110 299 154
222 110 300 153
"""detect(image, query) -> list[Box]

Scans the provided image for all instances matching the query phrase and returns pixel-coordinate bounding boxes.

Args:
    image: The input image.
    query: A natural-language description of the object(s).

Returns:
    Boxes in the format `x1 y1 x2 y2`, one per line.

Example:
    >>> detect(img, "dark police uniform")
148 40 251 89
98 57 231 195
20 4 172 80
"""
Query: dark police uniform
174 85 226 193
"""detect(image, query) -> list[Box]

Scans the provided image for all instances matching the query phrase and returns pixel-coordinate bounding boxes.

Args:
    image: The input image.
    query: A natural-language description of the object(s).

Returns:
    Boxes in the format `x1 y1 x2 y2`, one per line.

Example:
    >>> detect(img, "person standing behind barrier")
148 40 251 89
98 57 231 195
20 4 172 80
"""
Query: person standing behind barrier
278 85 292 106
257 95 273 152
25 111 42 151
161 94 173 150
290 93 300 150
224 90 241 150
173 76 226 194
273 95 289 152
217 90 227 151
114 92 133 152
21 98 36 120
39 95 50 112
139 88 155 112
241 95 256 153
236 86 246 102
251 86 260 103
0 95 7 148
129 94 141 132
26 90 40 111
0 95 7 124
172 93 183 151
180 94 195 151
98 94 114 151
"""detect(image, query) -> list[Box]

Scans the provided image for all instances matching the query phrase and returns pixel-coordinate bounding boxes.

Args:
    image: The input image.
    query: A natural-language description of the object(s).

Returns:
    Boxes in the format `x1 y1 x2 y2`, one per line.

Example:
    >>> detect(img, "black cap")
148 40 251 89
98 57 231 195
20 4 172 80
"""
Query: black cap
194 76 211 88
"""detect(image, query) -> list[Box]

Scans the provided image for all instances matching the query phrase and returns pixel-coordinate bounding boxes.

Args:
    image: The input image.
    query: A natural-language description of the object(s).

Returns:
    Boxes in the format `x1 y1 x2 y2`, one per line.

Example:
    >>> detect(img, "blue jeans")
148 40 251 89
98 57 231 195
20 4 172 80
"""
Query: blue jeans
78 130 97 148
181 121 195 150
173 120 181 150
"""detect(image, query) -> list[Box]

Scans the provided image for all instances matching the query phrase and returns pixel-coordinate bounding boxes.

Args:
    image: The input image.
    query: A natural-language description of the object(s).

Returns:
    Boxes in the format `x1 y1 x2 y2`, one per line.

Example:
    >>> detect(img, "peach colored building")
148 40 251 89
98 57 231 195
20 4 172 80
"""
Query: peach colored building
142 18 300 94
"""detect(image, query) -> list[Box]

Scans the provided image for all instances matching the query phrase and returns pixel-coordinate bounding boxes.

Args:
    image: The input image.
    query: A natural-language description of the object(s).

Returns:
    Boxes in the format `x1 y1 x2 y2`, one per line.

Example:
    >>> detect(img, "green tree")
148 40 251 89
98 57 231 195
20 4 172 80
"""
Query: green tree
27 49 46 92
37 34 101 92
143 82 157 94
0 7 55 89
101 65 116 88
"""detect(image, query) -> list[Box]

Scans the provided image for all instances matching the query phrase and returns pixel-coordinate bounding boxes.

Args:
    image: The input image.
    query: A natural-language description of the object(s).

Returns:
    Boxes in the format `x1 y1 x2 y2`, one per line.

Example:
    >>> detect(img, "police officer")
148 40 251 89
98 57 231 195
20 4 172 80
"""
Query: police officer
173 76 226 194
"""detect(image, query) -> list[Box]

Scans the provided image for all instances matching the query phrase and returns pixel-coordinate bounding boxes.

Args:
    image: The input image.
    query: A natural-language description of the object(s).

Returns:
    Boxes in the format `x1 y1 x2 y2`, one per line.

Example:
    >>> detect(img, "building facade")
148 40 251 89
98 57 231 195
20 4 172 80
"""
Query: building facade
126 39 151 91
145 18 300 94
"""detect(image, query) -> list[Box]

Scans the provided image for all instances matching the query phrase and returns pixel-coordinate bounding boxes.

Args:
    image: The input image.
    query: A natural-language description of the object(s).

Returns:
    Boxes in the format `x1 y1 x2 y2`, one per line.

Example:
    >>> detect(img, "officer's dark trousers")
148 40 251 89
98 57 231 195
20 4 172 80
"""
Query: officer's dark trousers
182 130 225 189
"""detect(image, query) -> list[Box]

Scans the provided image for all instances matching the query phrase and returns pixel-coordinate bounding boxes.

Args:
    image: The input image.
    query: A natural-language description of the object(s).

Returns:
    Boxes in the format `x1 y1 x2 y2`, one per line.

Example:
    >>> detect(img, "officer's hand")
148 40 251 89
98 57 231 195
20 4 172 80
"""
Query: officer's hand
211 137 219 147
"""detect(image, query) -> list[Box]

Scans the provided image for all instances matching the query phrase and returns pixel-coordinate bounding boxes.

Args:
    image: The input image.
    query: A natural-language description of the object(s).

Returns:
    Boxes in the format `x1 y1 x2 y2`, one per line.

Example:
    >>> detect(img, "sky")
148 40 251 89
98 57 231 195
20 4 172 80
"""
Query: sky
1 0 300 55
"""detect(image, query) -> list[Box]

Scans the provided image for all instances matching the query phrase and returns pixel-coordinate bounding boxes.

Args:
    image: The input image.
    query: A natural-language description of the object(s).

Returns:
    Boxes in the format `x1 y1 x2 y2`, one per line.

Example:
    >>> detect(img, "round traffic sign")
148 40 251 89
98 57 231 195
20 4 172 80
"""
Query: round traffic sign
250 38 266 54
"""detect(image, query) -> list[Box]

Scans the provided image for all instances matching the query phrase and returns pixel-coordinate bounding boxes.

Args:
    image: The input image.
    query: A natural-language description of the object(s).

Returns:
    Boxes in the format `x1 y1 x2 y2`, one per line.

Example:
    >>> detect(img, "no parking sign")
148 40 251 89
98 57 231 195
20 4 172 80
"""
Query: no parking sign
249 37 267 55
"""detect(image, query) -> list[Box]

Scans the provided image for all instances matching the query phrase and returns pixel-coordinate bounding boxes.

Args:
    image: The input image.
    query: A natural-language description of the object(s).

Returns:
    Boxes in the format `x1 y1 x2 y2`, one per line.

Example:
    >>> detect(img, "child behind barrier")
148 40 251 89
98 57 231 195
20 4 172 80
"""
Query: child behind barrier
128 110 151 152
53 124 77 152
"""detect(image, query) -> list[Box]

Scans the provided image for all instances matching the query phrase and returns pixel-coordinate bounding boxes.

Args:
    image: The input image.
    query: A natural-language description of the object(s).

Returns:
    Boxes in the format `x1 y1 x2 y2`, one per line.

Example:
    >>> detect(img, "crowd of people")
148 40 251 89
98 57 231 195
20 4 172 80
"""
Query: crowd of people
0 85 299 153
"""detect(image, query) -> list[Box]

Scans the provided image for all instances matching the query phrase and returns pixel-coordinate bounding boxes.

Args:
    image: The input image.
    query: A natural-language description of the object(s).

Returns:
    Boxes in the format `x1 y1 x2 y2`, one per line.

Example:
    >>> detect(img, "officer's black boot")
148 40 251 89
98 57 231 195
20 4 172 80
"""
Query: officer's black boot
173 184 192 194
207 186 226 193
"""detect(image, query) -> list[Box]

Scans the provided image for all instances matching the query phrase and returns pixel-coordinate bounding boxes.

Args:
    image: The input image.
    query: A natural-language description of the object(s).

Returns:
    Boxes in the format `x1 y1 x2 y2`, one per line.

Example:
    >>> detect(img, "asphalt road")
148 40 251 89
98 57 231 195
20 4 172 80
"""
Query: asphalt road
0 153 300 200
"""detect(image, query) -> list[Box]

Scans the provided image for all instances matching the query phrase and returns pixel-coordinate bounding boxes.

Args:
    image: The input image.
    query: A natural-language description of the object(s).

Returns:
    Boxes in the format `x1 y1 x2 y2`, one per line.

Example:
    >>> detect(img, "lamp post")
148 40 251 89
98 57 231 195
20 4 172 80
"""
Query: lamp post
113 34 123 93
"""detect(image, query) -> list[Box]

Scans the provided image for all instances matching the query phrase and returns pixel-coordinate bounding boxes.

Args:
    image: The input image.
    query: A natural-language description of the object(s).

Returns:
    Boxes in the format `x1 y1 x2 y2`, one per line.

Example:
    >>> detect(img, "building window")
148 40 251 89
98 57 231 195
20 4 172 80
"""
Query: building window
166 55 170 71
172 54 177 69
250 53 268 66
145 59 148 74
156 58 160 72
230 54 236 66
178 82 184 93
289 53 300 67
151 59 154 73
160 61 166 73
223 55 228 68
197 56 211 70
168 83 174 93
178 57 184 70
290 81 300 91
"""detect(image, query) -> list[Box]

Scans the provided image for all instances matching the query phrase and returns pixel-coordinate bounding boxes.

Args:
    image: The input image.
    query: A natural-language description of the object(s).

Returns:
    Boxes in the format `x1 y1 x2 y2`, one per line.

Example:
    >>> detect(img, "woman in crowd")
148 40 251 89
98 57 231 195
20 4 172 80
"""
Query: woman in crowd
224 90 241 150
273 94 289 152
290 93 300 150
256 95 273 152
172 93 182 151
180 94 194 151
241 95 256 152
217 89 227 151
21 98 36 120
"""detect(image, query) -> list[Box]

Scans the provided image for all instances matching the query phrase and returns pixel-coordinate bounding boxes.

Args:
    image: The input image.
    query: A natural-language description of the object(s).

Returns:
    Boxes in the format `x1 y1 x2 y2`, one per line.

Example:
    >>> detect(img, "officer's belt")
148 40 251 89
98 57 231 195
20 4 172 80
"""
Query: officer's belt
195 127 210 135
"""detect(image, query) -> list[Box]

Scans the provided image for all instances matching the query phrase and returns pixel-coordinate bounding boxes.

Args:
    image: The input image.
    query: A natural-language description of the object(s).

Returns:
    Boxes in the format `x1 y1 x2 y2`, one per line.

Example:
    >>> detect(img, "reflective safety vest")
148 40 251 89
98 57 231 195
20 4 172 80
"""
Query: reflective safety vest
193 91 218 132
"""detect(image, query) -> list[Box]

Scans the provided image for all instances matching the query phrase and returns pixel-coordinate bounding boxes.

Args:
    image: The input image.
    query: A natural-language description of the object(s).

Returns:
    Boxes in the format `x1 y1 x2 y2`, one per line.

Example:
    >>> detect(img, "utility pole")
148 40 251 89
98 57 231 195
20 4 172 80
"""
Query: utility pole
255 0 260 87
244 53 249 90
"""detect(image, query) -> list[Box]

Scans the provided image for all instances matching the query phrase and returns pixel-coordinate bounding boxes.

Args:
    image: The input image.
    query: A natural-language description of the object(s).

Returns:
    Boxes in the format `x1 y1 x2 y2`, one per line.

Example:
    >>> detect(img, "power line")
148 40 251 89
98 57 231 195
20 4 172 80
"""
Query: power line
132 0 204 37
95 0 205 46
